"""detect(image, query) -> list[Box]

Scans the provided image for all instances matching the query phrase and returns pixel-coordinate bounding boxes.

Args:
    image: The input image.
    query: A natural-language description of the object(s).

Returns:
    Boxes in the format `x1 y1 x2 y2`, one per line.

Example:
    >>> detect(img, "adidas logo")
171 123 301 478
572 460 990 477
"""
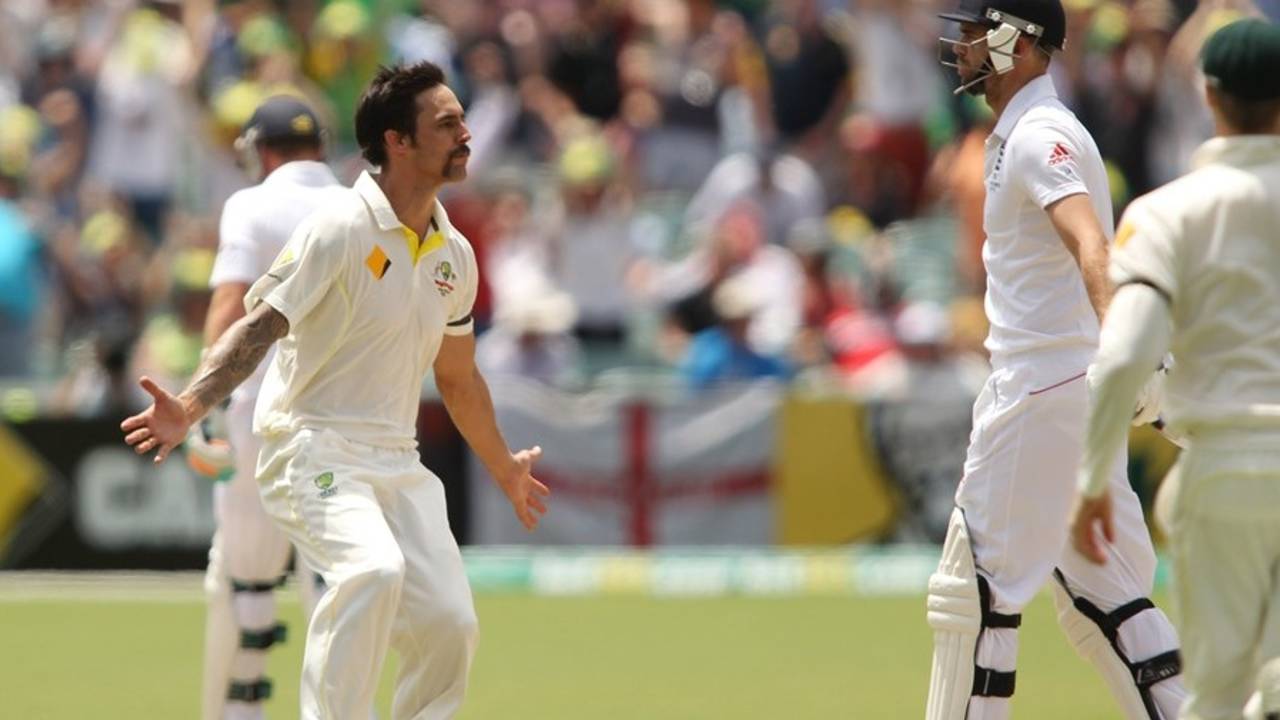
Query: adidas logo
1048 142 1071 167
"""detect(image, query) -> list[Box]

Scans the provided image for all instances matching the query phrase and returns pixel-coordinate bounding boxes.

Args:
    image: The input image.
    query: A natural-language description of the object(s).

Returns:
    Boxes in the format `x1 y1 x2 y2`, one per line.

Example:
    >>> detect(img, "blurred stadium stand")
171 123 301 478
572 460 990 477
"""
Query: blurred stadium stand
0 0 1233 568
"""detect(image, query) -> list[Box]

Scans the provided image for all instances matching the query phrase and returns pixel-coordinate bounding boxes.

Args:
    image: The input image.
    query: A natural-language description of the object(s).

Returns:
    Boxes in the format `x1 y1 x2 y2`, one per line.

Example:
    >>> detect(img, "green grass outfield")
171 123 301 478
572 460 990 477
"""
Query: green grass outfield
0 576 1137 719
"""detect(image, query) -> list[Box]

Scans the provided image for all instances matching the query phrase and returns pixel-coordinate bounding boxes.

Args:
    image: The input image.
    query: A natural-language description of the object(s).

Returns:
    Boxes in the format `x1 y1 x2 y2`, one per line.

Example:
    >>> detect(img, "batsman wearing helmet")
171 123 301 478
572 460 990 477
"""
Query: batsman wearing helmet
1071 18 1280 720
192 95 347 720
926 1 1186 718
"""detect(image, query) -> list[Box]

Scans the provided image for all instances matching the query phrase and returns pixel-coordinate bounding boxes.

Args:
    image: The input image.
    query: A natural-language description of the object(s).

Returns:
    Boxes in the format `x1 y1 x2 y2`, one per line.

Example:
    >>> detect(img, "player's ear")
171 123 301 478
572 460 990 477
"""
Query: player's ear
383 128 410 157
1203 84 1223 118
1021 36 1050 66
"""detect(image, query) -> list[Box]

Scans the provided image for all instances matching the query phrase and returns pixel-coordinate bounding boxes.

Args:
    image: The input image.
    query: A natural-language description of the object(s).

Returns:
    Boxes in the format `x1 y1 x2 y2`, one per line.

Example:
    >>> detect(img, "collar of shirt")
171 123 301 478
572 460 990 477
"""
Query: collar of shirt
262 160 339 188
990 73 1059 143
1191 135 1280 171
354 170 449 265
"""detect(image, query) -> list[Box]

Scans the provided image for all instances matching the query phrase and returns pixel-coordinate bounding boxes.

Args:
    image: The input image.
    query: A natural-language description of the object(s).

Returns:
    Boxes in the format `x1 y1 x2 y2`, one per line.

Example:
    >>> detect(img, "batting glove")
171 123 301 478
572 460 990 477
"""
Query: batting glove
184 410 234 482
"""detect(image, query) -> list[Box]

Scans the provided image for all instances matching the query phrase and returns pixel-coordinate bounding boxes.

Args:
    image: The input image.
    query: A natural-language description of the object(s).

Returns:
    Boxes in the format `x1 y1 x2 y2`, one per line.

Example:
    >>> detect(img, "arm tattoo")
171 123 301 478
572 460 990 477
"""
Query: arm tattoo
185 305 289 416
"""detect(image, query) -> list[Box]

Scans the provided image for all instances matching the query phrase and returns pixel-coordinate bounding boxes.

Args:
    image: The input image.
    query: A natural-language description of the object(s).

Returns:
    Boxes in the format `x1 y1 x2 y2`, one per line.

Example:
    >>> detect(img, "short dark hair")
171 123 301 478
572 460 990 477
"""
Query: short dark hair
355 62 447 168
258 135 323 158
1214 90 1280 134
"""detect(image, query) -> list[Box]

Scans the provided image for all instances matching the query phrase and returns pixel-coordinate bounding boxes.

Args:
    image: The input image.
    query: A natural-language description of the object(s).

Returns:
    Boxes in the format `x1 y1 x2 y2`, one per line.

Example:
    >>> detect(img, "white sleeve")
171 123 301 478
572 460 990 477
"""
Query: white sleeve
1012 121 1090 209
1109 199 1178 304
244 214 347 329
443 236 479 336
209 193 260 287
1078 283 1172 497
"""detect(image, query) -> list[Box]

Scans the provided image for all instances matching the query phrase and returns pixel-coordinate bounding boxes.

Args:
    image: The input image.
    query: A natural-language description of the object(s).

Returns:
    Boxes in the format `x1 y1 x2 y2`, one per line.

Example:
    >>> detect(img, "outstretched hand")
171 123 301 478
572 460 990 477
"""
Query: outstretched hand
495 446 550 531
1069 491 1114 565
120 377 194 464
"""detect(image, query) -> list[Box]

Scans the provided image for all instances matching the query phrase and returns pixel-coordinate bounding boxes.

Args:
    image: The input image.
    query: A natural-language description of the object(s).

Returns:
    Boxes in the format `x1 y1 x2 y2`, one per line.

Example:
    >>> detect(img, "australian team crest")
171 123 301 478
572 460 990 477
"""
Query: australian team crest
433 260 456 296
315 471 336 498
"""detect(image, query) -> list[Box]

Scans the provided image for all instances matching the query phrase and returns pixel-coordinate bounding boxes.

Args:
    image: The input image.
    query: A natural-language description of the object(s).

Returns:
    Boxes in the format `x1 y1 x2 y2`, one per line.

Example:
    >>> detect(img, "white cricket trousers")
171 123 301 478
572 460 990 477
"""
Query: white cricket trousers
1157 433 1280 720
956 362 1182 719
256 427 478 720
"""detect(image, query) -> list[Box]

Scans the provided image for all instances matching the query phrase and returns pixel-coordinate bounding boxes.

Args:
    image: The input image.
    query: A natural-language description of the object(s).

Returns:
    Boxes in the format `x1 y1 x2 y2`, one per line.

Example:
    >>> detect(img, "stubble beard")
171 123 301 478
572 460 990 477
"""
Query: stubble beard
959 61 989 97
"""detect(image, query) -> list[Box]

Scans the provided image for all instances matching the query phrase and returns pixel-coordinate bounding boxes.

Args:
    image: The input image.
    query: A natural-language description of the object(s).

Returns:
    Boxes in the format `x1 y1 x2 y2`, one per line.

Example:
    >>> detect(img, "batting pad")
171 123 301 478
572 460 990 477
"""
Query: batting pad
1052 574 1182 719
926 508 983 720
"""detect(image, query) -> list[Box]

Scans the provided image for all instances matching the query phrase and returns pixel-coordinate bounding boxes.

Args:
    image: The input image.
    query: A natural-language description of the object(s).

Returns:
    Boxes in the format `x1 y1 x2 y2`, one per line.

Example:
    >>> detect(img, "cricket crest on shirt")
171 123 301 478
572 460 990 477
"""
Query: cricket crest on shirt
433 259 456 296
315 471 337 498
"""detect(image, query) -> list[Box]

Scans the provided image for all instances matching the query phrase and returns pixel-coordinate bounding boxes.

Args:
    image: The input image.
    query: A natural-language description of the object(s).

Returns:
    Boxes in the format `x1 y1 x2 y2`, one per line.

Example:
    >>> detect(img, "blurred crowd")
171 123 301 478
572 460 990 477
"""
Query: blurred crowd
0 0 1274 419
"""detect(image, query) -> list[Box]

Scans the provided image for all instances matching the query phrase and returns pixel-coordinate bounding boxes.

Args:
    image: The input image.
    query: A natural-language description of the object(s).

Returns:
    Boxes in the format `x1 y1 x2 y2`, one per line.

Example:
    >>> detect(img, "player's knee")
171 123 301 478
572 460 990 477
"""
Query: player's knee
416 593 479 656
204 543 228 598
445 610 480 663
449 614 480 662
1051 577 1112 655
372 556 407 589
351 554 407 600
437 595 479 640
204 564 229 599
1052 585 1109 657
453 602 480 645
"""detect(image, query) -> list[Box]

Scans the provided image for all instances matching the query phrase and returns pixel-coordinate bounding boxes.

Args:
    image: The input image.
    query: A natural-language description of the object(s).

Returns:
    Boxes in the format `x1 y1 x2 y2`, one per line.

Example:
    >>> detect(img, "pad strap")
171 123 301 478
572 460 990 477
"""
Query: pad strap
1134 650 1182 688
240 623 287 650
973 667 1017 697
227 679 272 703
977 576 1022 629
231 576 287 594
973 575 1020 698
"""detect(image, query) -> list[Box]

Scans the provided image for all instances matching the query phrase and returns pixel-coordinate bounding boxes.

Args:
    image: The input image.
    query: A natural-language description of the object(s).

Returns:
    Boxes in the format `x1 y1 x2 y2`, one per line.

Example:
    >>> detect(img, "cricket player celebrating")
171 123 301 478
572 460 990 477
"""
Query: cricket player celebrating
190 95 345 720
123 62 550 719
1070 19 1280 720
927 1 1185 718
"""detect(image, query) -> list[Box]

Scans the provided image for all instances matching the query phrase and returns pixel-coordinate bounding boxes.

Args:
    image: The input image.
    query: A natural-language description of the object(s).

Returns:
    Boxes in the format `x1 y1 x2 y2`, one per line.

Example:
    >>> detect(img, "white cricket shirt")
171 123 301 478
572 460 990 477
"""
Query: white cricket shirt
1111 135 1280 434
246 171 479 449
210 160 344 401
981 74 1113 375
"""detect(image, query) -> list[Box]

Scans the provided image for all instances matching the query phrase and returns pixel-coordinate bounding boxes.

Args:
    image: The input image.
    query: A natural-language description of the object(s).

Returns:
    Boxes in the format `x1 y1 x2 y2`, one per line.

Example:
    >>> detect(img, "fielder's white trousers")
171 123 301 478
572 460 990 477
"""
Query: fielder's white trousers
257 427 478 720
955 362 1182 718
1157 434 1280 720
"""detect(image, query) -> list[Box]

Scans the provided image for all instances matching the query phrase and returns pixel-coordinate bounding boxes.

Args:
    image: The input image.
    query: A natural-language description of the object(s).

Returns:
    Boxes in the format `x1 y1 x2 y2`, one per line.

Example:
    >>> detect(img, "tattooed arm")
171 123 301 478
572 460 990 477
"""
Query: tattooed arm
185 302 289 419
121 302 290 463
